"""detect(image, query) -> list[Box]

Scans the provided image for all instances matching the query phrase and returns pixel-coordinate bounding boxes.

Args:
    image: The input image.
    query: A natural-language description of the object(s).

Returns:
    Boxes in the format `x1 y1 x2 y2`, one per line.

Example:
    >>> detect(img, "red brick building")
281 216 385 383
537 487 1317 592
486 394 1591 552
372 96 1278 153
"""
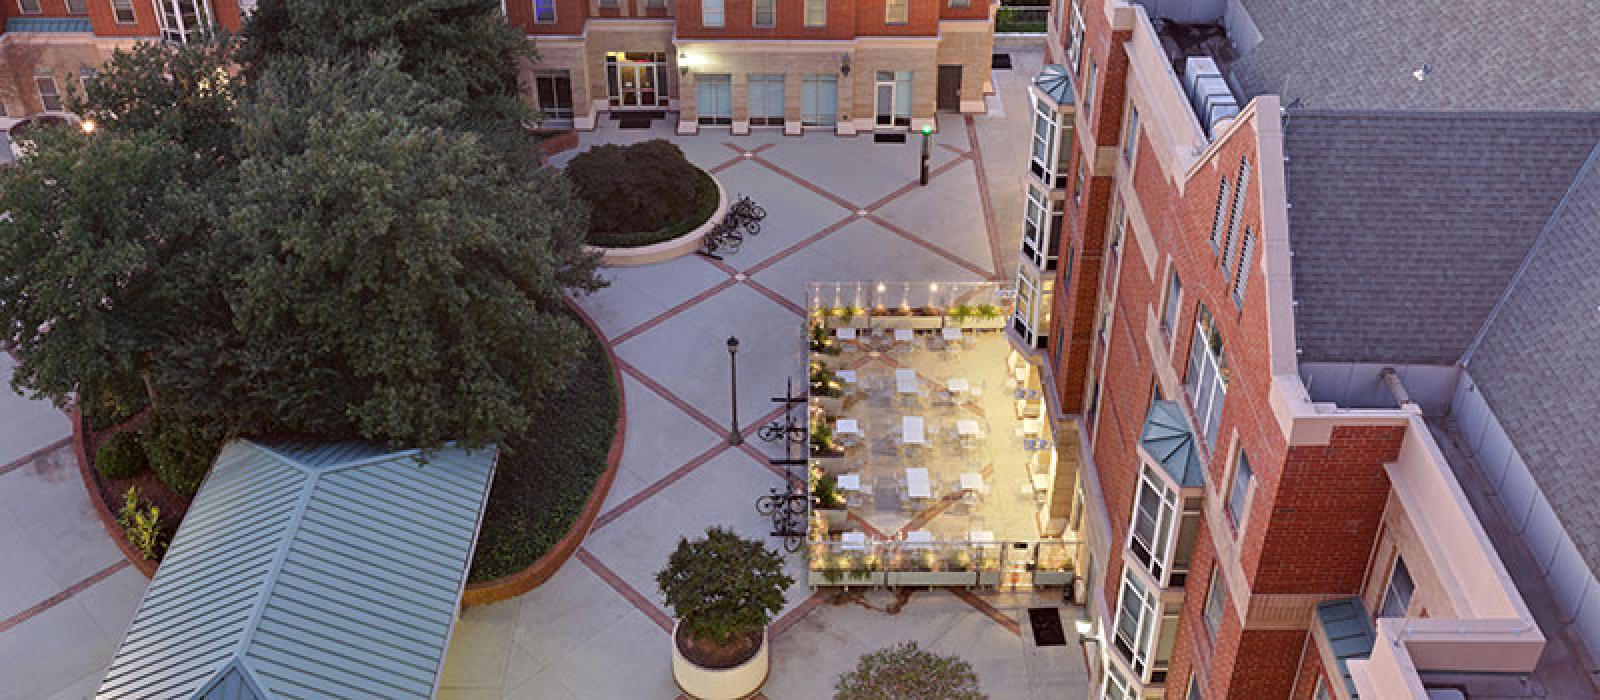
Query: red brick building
1007 0 1598 697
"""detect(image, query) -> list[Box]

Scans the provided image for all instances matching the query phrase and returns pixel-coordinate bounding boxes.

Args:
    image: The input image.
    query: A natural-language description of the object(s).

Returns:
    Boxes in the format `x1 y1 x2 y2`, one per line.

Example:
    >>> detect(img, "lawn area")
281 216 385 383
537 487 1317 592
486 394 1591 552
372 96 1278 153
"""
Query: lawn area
468 322 620 582
585 167 719 248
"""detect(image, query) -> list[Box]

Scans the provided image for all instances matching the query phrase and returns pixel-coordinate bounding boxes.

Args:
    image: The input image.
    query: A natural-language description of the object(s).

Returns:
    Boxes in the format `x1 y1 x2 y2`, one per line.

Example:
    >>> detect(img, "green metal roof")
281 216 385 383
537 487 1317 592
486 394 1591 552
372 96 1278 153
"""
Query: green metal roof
1140 400 1204 488
96 439 497 700
5 17 92 33
1033 64 1077 107
1316 597 1376 699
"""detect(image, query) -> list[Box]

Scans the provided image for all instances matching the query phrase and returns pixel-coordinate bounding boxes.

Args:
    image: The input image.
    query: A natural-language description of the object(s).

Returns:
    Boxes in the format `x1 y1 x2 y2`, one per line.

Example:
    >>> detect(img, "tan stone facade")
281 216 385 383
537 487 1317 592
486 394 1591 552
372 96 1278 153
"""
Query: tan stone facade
0 34 133 117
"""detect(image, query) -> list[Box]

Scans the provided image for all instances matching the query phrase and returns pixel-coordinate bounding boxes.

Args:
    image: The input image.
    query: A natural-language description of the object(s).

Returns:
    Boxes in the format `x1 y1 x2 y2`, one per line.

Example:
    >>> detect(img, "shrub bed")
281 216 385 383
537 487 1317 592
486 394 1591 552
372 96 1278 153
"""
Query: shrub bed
96 431 150 479
468 321 619 582
141 414 227 498
586 168 718 248
567 139 718 248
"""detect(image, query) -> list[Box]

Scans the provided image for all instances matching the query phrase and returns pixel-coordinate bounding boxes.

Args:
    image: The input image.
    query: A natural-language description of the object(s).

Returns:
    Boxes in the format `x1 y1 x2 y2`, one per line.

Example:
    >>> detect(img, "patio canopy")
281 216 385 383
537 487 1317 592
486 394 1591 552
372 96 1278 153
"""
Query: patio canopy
96 439 497 700
1140 400 1204 488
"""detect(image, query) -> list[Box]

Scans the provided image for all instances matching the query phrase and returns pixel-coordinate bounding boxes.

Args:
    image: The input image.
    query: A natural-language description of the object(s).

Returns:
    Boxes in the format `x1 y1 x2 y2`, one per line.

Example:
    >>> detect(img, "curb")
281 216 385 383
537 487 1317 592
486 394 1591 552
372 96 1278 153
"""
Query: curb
584 170 728 267
460 297 628 606
72 406 159 579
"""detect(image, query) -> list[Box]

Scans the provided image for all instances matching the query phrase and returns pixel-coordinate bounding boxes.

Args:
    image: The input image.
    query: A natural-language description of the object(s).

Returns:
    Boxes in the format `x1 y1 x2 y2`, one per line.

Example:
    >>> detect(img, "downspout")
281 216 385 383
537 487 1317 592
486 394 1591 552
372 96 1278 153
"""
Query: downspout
1379 367 1414 409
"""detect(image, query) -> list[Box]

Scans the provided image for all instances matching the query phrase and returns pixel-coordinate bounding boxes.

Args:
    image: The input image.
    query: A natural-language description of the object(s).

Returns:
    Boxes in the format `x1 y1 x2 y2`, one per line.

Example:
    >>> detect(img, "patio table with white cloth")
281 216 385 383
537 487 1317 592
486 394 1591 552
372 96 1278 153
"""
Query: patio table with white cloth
960 472 984 491
969 530 995 542
905 467 932 499
905 530 933 545
956 419 981 437
836 418 862 435
941 327 963 342
894 329 915 343
1031 473 1050 492
836 369 857 384
1021 417 1043 436
837 327 857 340
837 473 861 491
895 368 918 394
900 416 926 445
947 377 970 394
841 532 867 550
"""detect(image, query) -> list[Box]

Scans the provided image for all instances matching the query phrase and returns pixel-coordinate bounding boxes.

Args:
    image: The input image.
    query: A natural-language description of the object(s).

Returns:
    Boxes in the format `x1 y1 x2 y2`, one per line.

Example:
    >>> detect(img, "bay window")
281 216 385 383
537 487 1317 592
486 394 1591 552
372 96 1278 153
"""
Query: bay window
1112 568 1158 677
1129 466 1176 582
1183 303 1227 452
156 0 213 44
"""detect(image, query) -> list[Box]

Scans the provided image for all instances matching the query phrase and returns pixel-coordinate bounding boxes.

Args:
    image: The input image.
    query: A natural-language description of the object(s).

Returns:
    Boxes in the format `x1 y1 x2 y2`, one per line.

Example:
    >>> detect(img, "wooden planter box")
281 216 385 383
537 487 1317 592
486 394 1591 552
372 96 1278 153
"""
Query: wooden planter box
1033 570 1075 587
808 569 885 587
816 508 848 532
887 570 979 587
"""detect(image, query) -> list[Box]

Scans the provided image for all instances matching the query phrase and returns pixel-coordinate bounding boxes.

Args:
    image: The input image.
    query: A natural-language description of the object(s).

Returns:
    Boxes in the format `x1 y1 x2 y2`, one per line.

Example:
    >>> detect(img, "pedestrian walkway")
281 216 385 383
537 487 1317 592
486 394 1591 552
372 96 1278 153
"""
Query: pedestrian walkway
440 48 1086 699
0 354 148 700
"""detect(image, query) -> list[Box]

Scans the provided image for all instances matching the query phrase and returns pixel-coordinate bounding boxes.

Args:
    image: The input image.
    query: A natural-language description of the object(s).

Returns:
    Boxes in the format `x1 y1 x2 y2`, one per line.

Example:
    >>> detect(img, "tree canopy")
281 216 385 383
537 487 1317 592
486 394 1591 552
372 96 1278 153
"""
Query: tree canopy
834 642 986 700
0 15 600 450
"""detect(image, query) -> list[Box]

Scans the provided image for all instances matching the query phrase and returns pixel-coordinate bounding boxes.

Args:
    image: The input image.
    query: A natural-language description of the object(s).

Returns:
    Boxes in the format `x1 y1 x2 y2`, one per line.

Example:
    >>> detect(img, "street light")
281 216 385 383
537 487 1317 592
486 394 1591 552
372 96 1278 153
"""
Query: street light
79 119 96 135
727 337 742 445
919 123 934 186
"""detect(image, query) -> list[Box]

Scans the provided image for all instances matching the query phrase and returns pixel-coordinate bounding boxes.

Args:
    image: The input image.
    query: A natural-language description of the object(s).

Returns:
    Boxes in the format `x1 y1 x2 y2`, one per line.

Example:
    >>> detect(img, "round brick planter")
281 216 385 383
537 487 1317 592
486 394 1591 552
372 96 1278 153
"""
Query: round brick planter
460 298 627 606
72 407 160 579
584 171 727 267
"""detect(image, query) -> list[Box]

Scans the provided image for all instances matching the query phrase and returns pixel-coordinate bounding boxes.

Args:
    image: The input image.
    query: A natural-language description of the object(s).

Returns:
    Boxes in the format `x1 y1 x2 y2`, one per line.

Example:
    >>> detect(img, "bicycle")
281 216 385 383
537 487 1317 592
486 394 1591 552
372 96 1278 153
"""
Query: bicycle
755 485 808 517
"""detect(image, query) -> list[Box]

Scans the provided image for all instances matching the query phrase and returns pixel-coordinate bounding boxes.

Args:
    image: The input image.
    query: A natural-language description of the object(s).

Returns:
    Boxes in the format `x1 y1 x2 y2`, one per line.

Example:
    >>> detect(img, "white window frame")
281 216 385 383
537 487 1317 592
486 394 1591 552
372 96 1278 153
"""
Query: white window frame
34 75 61 112
1225 449 1253 531
747 73 784 126
950 0 969 6
599 0 619 7
1203 567 1226 640
800 73 836 126
534 0 557 23
873 70 911 127
155 0 213 44
1122 101 1139 164
1082 57 1097 110
1208 176 1230 251
1112 567 1160 678
1221 157 1251 279
1184 304 1227 452
885 0 908 24
66 0 88 14
695 74 733 125
1029 96 1062 183
1233 229 1255 306
752 0 775 27
1067 0 1085 74
702 0 724 27
1100 662 1137 700
1128 465 1178 584
1161 268 1182 338
111 0 137 23
803 0 825 26
1380 556 1414 618
17 0 40 14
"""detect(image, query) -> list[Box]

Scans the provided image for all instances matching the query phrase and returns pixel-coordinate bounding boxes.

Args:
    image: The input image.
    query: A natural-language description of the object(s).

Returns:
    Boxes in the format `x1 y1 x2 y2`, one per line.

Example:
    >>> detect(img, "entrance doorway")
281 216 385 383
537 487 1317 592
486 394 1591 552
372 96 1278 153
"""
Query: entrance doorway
606 52 670 109
874 70 912 128
937 65 962 111
534 70 574 127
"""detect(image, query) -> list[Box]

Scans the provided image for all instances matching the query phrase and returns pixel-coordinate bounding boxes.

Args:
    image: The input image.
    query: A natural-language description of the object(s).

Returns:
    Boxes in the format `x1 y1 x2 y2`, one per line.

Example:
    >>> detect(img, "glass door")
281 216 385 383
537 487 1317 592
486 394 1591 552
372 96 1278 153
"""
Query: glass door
606 53 668 109
875 72 895 127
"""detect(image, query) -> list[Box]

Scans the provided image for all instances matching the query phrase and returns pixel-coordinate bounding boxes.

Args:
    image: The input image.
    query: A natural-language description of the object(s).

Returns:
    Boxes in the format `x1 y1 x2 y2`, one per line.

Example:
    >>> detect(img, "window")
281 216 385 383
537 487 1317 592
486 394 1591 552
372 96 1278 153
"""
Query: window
1208 177 1230 251
950 0 969 6
753 0 775 26
873 70 912 127
1101 664 1136 700
534 70 574 126
66 0 88 14
156 0 213 44
1221 157 1251 279
747 74 784 126
1184 304 1227 451
1162 270 1182 335
1313 676 1332 700
1380 556 1414 618
1066 0 1085 74
702 0 724 26
1082 58 1097 109
599 0 618 6
1203 567 1226 640
1029 97 1058 182
34 75 61 112
1226 451 1253 529
1187 674 1204 700
534 0 557 22
801 74 837 126
804 0 825 26
1129 466 1178 582
111 0 136 23
77 66 96 98
1073 153 1087 202
885 0 908 23
1023 184 1047 260
696 74 732 125
1108 198 1124 256
1122 102 1139 163
17 0 40 14
646 0 665 6
1112 569 1159 677
1232 229 1255 306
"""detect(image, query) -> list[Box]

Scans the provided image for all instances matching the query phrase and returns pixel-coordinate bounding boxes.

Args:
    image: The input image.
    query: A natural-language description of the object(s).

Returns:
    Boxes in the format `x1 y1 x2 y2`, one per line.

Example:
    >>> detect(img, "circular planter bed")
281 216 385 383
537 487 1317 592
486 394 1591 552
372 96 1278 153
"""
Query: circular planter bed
671 621 770 700
584 167 726 267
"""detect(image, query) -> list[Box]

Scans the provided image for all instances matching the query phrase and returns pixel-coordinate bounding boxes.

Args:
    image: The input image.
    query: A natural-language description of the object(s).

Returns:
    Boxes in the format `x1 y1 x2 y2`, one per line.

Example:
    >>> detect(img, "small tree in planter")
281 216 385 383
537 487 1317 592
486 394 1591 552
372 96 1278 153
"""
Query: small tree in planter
834 642 986 700
657 527 794 698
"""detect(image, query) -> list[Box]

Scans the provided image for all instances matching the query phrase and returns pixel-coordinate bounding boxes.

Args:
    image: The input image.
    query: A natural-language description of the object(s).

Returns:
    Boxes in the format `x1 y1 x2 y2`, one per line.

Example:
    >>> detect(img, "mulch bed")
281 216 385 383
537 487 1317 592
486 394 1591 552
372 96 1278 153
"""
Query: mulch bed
676 624 763 669
83 414 191 558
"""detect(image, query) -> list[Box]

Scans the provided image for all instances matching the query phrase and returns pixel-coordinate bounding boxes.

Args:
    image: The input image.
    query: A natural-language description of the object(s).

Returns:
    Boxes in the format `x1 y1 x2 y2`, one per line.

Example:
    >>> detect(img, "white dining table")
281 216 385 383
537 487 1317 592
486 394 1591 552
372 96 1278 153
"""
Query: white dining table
895 368 918 394
836 369 857 384
905 530 933 545
960 472 984 491
941 327 963 342
901 416 926 445
969 530 995 542
837 327 857 340
837 473 861 491
894 328 915 342
956 419 981 437
841 531 867 550
905 467 932 499
946 377 970 394
835 418 861 435
1021 417 1043 436
1031 473 1051 492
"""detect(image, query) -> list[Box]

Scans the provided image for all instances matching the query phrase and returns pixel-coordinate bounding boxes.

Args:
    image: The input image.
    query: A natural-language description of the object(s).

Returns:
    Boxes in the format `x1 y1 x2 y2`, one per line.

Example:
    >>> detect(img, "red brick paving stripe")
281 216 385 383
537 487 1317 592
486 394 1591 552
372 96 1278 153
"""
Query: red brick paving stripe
861 153 971 212
743 278 807 317
867 214 996 280
708 154 746 175
575 548 673 633
951 588 1023 637
592 442 729 532
0 560 129 634
964 115 1007 280
751 156 861 212
616 359 729 440
0 435 72 478
769 592 826 639
939 142 970 157
743 214 857 277
846 512 888 540
609 278 738 347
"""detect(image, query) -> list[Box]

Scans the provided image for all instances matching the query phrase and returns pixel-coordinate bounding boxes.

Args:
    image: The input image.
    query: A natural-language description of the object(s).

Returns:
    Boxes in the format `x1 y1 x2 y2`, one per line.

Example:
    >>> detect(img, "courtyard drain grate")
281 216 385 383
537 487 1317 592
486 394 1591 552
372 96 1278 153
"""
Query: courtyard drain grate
873 133 907 144
1028 607 1067 646
993 53 1014 70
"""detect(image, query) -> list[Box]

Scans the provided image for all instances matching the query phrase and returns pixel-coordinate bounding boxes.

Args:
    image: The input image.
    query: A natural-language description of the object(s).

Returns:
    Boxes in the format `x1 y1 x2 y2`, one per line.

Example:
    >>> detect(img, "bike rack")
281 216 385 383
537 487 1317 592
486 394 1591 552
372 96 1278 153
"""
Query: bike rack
755 377 810 553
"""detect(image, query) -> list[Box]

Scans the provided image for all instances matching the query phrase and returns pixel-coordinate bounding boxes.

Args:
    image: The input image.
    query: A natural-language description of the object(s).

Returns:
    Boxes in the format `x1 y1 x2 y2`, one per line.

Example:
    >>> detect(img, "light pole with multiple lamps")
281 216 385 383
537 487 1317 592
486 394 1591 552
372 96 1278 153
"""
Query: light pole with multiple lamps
726 337 741 445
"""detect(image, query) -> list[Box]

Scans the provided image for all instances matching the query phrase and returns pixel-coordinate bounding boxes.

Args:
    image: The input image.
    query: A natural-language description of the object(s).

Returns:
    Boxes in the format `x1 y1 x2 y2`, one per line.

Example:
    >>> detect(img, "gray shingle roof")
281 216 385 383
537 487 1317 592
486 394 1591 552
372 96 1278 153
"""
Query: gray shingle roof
1463 145 1600 572
1230 0 1600 111
97 440 497 700
1283 110 1600 364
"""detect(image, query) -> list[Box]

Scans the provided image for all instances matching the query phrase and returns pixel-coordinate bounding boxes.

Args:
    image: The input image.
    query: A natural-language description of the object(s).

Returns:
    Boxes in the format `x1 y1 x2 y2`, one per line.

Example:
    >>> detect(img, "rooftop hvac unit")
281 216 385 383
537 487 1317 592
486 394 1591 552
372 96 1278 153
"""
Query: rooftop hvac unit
1183 56 1238 138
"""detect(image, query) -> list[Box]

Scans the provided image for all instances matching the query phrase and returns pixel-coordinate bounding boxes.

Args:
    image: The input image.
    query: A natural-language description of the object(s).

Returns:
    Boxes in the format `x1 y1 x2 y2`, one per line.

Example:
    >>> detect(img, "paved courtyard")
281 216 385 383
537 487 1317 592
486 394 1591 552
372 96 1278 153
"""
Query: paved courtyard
439 48 1092 699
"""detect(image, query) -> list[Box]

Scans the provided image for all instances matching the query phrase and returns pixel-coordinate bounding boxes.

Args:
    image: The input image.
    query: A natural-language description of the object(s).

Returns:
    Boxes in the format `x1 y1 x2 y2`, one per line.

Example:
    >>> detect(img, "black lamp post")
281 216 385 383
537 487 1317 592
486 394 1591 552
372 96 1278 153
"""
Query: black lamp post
919 123 933 186
727 336 741 445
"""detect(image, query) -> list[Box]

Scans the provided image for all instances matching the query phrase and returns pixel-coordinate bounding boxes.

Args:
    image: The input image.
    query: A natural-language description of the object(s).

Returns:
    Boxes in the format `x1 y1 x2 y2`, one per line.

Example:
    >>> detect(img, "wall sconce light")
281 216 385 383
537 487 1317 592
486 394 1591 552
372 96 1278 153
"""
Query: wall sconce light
839 53 851 77
679 52 692 77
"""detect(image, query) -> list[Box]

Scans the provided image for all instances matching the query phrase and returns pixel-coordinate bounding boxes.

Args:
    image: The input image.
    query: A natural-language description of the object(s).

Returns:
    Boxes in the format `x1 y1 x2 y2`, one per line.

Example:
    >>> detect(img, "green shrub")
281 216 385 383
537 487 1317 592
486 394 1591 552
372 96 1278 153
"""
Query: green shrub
117 486 167 561
80 373 150 432
835 642 986 700
95 431 150 479
142 414 225 497
656 527 792 646
566 139 700 237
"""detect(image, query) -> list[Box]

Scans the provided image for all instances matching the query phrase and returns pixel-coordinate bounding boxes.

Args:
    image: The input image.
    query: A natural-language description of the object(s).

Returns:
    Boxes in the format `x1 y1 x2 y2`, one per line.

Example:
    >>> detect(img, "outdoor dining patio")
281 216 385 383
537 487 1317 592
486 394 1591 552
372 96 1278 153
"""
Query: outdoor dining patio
805 282 1080 589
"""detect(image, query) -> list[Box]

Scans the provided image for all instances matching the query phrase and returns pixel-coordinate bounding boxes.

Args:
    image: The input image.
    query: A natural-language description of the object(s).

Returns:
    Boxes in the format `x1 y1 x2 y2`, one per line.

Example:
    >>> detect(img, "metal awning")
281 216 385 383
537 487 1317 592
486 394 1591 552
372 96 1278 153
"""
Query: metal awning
1140 400 1204 488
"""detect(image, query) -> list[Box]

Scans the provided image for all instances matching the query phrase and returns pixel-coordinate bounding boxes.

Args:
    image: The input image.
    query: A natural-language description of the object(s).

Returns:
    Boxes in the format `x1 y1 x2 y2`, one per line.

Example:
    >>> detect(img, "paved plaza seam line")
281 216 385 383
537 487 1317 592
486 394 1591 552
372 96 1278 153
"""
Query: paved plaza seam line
751 156 861 212
592 441 729 532
963 114 1007 280
695 256 805 317
615 359 729 440
951 588 1024 638
742 215 857 277
861 152 972 213
608 278 739 347
769 592 826 639
0 435 72 478
575 548 673 633
0 560 129 634
868 214 996 279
